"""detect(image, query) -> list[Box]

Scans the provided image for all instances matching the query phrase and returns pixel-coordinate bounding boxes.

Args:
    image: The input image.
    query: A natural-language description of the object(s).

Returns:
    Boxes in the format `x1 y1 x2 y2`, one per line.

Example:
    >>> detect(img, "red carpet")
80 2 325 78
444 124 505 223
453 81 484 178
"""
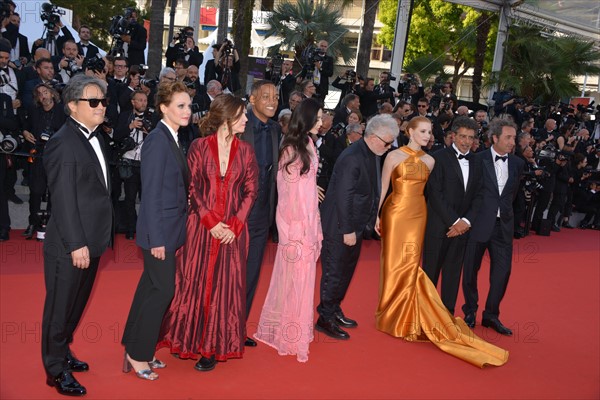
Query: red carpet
1 230 599 399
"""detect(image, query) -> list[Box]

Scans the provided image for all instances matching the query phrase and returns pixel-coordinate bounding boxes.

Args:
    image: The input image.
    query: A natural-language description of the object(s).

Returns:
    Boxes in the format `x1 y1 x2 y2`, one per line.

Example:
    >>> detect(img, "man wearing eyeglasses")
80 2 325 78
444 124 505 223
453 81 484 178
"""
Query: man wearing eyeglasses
41 75 113 397
316 114 398 340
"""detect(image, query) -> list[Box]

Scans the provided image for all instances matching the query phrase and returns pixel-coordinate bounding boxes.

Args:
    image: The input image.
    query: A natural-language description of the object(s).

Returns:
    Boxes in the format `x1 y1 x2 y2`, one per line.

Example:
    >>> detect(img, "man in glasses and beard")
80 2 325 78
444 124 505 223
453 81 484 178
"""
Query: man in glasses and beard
41 75 113 397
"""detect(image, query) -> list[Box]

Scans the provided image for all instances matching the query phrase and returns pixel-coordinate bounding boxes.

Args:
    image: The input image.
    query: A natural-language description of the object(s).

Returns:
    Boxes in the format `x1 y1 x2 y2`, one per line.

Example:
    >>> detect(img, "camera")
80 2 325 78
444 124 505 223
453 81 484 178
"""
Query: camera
140 78 158 88
174 27 193 45
47 78 66 93
268 53 284 83
40 2 65 32
138 64 149 76
108 8 136 57
222 39 235 55
0 131 23 153
329 122 346 138
134 110 153 132
67 58 82 74
83 54 106 74
345 69 357 79
182 78 196 90
40 128 54 142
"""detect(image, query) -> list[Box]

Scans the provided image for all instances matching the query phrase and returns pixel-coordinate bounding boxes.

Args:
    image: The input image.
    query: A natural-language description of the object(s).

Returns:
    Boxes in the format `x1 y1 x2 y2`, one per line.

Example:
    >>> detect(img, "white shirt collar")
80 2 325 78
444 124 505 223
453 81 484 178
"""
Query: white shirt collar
490 146 507 161
71 117 99 137
452 143 469 157
160 120 179 144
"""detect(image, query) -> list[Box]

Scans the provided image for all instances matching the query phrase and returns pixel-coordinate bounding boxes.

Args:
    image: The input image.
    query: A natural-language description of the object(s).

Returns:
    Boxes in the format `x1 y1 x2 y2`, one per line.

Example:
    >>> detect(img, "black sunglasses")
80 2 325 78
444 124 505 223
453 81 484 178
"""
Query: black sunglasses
374 135 394 147
78 98 108 108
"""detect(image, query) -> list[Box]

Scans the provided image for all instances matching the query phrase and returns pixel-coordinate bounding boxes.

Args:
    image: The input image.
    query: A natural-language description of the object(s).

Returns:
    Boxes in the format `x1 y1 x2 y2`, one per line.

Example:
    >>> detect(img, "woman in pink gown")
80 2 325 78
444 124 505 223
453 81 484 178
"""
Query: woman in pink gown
254 98 323 362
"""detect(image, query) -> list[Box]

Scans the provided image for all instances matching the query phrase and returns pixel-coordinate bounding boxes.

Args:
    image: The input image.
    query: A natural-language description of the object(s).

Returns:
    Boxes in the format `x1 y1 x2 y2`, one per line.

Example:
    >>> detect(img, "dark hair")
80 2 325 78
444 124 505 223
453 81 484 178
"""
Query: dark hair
198 94 245 137
280 98 321 175
451 116 479 133
62 75 107 116
251 79 274 96
33 83 60 106
488 117 518 140
130 89 147 101
155 81 188 117
79 25 91 32
35 57 52 69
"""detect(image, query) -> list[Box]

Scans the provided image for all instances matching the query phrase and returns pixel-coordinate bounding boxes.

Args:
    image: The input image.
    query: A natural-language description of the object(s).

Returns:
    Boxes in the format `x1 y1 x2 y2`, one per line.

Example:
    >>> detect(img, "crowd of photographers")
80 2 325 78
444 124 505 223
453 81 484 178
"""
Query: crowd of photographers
1 0 599 242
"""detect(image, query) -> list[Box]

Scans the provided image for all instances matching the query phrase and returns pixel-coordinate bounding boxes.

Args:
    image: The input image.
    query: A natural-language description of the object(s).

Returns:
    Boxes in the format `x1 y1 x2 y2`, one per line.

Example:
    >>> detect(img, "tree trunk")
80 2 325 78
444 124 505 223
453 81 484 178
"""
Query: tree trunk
148 0 167 77
356 0 378 78
472 12 491 105
217 0 229 43
232 0 254 95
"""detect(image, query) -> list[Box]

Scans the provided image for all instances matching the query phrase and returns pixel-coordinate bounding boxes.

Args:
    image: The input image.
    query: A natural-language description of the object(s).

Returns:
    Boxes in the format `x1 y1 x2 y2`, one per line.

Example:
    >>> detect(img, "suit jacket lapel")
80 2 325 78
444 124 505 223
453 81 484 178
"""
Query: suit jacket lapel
447 148 465 192
483 149 500 196
161 124 190 193
69 120 108 192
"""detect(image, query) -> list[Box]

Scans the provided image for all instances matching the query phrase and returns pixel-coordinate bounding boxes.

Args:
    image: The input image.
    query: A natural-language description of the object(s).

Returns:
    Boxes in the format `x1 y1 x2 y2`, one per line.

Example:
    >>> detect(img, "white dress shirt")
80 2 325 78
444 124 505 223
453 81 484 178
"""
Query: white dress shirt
72 117 108 188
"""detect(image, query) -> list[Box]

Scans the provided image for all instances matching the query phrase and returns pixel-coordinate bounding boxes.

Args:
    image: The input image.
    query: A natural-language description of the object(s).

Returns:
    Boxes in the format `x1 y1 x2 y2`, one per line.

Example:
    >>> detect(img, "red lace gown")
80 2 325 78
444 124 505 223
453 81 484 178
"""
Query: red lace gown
157 134 258 361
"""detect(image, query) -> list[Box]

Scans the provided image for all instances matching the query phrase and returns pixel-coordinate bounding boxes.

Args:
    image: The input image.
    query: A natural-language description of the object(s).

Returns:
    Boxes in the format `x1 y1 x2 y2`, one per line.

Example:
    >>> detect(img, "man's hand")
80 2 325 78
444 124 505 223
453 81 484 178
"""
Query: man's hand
71 246 91 269
343 232 357 246
374 217 381 235
121 34 131 44
59 57 69 69
317 185 325 203
23 130 36 144
12 99 21 109
129 119 143 130
447 219 469 238
74 54 84 67
151 246 166 260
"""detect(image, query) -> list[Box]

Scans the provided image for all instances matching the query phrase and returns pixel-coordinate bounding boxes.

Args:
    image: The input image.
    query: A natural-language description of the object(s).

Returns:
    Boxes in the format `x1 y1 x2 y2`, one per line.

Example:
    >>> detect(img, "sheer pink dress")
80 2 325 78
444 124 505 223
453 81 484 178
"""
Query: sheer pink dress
254 140 323 362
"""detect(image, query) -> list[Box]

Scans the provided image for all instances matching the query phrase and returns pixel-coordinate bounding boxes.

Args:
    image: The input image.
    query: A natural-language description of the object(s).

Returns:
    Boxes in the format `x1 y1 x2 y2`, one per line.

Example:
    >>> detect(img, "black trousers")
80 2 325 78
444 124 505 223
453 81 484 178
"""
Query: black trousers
422 235 468 315
42 253 100 377
317 233 363 320
28 159 49 226
122 249 175 361
0 155 10 230
245 205 270 318
547 191 567 225
123 167 141 233
462 221 513 320
531 190 552 230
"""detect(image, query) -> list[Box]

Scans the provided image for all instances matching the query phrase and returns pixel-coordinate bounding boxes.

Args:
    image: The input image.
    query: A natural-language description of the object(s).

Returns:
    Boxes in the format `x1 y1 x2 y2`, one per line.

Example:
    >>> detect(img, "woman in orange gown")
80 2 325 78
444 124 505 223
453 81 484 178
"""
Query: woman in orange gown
374 116 508 367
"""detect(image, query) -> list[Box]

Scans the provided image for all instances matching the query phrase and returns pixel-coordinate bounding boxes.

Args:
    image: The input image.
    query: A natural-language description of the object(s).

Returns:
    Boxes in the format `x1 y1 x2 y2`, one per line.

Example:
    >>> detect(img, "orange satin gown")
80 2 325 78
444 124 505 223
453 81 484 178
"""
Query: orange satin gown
376 146 508 367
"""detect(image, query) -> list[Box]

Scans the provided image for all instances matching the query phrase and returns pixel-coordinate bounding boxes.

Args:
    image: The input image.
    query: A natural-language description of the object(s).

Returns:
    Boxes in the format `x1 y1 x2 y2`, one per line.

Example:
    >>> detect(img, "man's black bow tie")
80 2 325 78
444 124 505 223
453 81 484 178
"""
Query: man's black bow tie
81 44 88 48
0 67 9 73
454 149 469 160
495 155 508 162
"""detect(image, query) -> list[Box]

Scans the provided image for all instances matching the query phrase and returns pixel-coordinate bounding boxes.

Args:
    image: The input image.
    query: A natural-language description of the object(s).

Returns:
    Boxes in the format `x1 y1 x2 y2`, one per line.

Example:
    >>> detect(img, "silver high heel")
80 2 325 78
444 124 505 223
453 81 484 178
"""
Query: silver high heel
149 358 166 369
122 353 159 381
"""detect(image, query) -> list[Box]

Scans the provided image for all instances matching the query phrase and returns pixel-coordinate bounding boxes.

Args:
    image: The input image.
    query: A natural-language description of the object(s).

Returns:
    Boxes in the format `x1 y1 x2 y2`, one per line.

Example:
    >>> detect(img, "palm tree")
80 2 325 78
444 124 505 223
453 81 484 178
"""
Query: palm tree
489 26 600 103
356 0 379 79
147 0 167 77
265 0 352 69
232 0 253 95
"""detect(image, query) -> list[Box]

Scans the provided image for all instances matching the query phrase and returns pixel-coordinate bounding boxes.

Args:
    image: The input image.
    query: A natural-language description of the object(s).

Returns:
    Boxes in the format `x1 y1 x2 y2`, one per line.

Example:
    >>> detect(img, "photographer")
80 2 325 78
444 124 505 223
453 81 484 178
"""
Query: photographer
21 83 65 238
166 28 202 68
22 57 56 109
332 69 360 109
214 39 240 94
297 40 334 100
32 8 73 58
114 90 151 239
546 152 572 232
531 145 560 233
55 40 84 84
0 40 23 115
5 12 30 66
359 77 398 119
514 145 544 238
77 25 99 61
333 93 360 126
117 65 143 113
265 57 294 110
395 72 422 106
120 8 146 65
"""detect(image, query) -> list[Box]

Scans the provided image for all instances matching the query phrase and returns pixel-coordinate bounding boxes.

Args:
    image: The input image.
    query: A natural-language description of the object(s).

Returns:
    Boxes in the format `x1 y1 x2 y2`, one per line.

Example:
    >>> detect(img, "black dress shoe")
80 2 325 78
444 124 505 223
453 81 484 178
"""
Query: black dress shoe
551 224 561 232
244 337 257 347
334 312 358 328
315 317 350 340
66 353 89 372
7 194 23 204
464 313 476 328
46 370 87 396
23 224 35 238
194 355 216 372
561 221 574 229
0 229 9 242
482 317 513 336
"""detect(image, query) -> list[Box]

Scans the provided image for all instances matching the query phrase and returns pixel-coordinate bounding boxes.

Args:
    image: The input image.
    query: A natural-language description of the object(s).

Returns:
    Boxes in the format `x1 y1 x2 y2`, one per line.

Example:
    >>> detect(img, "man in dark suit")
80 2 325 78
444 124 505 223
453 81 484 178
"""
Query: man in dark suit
76 25 99 61
423 117 481 315
42 75 112 396
298 40 333 101
121 8 147 65
333 122 364 162
240 80 280 347
22 57 57 109
6 13 31 65
333 93 360 126
462 118 524 336
32 19 74 58
316 114 398 340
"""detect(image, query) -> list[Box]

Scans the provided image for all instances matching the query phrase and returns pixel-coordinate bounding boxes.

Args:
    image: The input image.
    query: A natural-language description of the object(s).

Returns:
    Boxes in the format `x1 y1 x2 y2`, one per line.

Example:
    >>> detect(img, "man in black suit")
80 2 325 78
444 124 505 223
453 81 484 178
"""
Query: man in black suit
316 114 398 340
298 40 333 101
462 118 524 336
77 25 99 61
6 13 30 65
121 8 147 65
32 19 74 58
22 57 57 109
333 122 364 162
240 80 280 347
333 93 360 126
423 117 481 315
42 75 112 396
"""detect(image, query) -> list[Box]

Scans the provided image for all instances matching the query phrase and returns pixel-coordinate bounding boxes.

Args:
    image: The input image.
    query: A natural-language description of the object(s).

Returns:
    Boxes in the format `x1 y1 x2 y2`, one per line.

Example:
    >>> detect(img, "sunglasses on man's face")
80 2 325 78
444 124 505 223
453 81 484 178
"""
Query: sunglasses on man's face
78 98 108 108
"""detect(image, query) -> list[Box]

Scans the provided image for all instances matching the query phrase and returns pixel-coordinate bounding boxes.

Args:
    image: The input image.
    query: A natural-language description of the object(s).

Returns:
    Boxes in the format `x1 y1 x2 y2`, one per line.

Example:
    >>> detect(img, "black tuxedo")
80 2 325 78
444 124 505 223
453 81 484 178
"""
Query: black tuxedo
462 148 524 321
77 42 100 61
41 118 113 377
317 138 380 320
423 146 481 314
122 121 189 361
240 110 281 316
165 44 203 67
333 106 350 126
126 22 147 65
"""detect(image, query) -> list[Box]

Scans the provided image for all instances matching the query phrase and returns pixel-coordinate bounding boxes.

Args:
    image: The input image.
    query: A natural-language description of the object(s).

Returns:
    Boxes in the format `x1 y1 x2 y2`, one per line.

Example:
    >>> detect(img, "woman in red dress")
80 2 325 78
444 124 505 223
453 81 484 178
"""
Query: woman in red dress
157 94 259 372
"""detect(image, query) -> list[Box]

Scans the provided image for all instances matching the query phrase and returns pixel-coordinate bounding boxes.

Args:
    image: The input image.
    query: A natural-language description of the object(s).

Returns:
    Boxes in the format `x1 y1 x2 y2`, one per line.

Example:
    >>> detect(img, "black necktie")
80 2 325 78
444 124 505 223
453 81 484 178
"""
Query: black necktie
495 155 507 162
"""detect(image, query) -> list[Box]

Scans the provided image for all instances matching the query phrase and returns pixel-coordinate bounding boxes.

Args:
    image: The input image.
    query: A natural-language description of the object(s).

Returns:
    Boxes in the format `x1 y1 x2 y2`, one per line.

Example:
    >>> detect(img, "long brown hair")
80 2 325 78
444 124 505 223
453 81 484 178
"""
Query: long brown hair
198 94 245 137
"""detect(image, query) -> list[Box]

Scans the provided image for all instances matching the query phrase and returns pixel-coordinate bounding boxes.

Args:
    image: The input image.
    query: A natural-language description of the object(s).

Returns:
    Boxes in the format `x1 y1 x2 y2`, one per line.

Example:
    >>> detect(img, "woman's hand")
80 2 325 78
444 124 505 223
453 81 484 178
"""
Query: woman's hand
375 217 381 235
219 228 236 244
210 222 231 240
